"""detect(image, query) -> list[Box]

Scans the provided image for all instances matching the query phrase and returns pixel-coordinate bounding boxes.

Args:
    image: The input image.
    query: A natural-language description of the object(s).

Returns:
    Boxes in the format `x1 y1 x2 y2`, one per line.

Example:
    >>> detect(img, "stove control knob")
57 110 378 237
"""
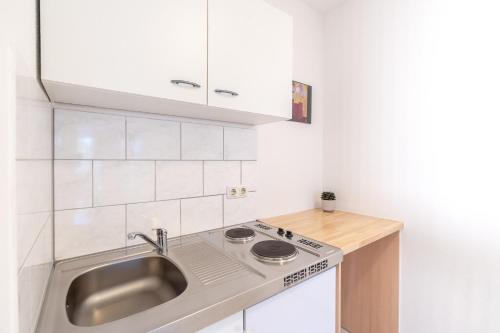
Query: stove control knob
285 230 293 239
277 228 285 236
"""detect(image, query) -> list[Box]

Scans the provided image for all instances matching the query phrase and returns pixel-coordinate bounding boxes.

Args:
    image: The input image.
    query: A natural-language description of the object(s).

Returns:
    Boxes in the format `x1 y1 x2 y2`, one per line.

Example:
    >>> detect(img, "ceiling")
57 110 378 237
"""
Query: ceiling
302 0 346 12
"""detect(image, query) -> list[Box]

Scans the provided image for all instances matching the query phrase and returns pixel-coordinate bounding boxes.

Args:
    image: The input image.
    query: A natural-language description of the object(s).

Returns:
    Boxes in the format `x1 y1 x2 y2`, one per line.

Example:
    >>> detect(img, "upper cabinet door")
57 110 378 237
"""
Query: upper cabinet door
41 0 207 105
208 0 293 119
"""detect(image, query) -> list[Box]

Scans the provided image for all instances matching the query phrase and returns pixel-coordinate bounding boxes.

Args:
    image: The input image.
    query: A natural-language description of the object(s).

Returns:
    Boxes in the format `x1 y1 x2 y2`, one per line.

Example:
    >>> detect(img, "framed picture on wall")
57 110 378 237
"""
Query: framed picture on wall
291 81 312 124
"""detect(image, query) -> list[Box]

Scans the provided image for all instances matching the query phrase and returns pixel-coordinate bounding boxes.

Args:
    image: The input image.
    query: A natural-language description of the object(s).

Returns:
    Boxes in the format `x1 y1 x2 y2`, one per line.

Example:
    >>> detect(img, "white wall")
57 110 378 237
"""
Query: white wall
1 1 54 333
324 0 500 332
0 30 20 333
258 0 325 218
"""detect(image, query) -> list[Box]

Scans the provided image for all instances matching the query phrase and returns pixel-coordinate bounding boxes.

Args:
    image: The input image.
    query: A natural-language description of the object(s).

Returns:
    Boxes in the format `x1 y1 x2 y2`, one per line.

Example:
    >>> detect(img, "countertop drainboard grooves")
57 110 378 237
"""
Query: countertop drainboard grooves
175 240 250 285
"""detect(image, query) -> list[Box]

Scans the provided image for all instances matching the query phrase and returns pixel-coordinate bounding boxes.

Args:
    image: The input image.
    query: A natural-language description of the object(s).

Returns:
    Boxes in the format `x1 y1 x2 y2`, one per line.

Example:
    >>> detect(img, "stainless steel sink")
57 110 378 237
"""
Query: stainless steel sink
66 256 187 326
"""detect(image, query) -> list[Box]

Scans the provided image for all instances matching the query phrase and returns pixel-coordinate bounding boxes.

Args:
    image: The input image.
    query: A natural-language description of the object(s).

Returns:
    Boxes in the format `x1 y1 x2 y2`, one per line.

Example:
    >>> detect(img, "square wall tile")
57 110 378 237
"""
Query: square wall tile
22 217 53 268
16 160 52 214
224 127 257 160
242 161 258 191
17 212 51 268
127 117 180 160
16 99 52 160
94 161 155 206
181 123 223 160
127 201 181 246
18 257 52 333
224 192 257 227
204 161 241 195
54 160 92 210
181 196 223 235
55 109 125 159
55 206 126 260
156 161 203 200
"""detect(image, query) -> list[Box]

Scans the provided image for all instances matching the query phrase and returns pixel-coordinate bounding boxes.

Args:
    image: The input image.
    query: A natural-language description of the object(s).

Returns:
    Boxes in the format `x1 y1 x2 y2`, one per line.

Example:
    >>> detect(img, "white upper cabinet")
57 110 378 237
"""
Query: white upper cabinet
40 0 293 124
208 0 293 119
41 0 207 104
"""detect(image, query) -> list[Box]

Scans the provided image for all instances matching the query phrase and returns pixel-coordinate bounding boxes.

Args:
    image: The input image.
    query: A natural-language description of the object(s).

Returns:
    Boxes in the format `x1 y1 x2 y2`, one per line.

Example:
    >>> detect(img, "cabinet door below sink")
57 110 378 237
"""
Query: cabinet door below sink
197 311 243 333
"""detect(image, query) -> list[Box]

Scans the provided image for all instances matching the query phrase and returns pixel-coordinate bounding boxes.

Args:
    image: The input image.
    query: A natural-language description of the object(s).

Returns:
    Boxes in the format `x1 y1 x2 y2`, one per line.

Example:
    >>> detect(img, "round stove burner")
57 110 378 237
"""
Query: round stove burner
224 228 256 243
251 240 298 264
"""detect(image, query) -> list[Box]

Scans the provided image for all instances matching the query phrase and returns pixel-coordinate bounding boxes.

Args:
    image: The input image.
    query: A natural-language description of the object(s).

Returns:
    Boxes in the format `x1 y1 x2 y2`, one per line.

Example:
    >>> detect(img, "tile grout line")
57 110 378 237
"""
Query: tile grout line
53 158 248 162
52 191 258 213
18 213 52 274
51 106 56 264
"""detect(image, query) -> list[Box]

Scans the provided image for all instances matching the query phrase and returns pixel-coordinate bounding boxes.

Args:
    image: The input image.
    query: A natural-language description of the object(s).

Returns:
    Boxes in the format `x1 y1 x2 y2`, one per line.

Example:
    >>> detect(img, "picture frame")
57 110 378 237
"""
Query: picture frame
291 81 312 124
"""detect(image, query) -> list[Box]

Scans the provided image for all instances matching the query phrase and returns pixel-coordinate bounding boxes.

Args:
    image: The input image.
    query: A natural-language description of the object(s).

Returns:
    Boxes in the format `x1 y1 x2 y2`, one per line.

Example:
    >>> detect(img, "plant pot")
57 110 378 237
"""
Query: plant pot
322 200 336 212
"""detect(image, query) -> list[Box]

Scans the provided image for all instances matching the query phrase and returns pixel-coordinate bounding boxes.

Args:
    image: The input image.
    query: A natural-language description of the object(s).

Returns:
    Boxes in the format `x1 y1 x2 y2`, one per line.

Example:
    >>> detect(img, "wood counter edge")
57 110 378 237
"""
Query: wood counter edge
261 209 404 255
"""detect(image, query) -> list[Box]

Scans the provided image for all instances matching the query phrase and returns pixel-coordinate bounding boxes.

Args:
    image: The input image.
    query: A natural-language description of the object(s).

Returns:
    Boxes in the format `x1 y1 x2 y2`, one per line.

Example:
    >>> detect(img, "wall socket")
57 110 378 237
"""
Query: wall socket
226 186 248 199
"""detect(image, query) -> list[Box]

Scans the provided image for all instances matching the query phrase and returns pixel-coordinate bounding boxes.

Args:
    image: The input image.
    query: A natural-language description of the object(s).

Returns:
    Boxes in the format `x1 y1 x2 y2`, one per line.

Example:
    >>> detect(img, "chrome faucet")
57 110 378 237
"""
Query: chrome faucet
128 228 168 256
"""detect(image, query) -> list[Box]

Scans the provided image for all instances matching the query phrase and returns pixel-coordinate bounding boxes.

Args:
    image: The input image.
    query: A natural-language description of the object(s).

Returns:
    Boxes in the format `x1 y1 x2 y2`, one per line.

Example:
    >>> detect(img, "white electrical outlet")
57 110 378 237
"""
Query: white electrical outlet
239 186 248 198
226 186 248 199
226 186 239 199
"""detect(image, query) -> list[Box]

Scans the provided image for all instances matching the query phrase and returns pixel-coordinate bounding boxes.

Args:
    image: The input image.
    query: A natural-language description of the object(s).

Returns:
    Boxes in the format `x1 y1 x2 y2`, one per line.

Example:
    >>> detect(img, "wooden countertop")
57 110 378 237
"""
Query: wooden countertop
263 209 403 255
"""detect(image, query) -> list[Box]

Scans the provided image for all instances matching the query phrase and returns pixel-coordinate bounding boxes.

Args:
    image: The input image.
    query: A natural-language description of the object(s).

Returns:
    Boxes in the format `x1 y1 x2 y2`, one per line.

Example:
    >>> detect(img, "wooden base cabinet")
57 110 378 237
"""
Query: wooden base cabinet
340 232 400 333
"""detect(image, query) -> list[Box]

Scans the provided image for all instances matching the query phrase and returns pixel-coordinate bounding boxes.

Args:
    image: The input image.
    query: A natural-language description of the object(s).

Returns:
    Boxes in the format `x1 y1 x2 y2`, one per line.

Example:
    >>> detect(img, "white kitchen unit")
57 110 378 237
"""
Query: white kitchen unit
245 267 336 333
40 0 293 125
196 268 336 333
41 0 207 104
208 0 293 119
196 311 243 333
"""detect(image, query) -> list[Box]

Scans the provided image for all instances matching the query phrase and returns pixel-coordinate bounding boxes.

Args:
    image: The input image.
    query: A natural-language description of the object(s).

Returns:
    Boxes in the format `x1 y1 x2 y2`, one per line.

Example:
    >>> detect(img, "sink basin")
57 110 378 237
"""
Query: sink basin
66 256 187 327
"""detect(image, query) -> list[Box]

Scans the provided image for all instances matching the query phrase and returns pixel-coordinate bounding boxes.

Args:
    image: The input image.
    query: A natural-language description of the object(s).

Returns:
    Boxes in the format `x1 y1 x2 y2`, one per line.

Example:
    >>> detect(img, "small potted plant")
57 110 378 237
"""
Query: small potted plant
321 191 336 212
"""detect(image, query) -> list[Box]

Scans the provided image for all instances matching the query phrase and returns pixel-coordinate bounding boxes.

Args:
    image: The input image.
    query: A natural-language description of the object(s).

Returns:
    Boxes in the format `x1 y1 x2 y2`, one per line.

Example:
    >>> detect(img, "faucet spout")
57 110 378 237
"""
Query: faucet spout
128 228 168 256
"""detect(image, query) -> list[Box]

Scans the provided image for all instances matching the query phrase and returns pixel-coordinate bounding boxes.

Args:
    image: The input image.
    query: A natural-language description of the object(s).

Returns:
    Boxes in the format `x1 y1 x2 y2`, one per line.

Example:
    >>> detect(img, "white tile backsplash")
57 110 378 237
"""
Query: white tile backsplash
23 217 53 268
18 258 52 333
16 160 52 214
156 161 203 200
224 192 258 226
127 117 180 160
55 109 125 159
242 161 258 191
55 206 126 260
17 212 51 268
53 107 258 260
15 78 53 333
54 160 92 210
93 160 155 206
126 201 181 246
16 98 52 159
182 122 223 160
181 196 223 235
204 161 241 195
224 127 257 160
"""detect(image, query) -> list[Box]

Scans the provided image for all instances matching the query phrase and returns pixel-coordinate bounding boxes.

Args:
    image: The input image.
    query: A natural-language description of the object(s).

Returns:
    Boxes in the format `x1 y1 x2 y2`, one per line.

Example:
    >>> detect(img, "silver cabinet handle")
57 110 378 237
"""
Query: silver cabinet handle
214 89 239 97
171 80 201 88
